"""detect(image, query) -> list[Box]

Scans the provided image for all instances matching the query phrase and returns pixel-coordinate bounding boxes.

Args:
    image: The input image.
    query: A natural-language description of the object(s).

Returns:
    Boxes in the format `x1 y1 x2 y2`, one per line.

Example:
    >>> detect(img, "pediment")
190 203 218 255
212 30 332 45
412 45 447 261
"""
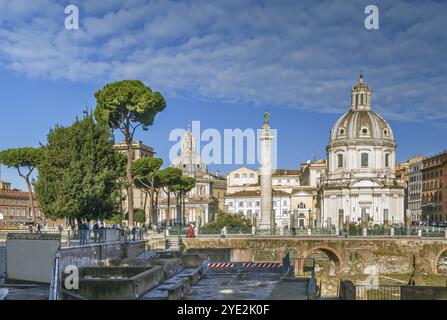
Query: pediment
349 178 384 188
291 191 313 197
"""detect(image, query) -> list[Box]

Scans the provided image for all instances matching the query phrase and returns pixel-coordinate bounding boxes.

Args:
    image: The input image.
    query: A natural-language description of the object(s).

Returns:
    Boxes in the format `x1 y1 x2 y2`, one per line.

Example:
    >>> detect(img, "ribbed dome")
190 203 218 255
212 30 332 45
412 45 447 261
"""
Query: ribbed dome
330 109 394 142
329 74 395 144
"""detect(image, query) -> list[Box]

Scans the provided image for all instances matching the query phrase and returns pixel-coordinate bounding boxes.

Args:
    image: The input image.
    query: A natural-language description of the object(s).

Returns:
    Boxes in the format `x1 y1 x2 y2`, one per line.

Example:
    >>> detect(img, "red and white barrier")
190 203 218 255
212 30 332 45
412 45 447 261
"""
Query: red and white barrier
241 262 282 268
208 263 234 268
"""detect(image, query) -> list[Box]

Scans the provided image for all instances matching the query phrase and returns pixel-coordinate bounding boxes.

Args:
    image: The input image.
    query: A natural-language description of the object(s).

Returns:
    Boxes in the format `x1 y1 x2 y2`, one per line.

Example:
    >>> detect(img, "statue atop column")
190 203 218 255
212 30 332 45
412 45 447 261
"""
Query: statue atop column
263 111 270 125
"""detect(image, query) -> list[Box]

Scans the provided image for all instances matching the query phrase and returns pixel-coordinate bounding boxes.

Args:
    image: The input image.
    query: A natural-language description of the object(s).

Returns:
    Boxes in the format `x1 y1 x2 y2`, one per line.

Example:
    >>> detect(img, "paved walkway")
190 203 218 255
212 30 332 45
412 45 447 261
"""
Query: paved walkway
267 278 309 300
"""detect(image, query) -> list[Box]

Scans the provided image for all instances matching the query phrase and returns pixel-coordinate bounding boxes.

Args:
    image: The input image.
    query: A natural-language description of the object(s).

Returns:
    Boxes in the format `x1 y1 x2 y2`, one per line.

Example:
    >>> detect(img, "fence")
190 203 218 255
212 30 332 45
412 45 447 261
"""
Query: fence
339 281 401 300
206 261 283 278
65 228 144 246
49 251 61 300
355 285 401 300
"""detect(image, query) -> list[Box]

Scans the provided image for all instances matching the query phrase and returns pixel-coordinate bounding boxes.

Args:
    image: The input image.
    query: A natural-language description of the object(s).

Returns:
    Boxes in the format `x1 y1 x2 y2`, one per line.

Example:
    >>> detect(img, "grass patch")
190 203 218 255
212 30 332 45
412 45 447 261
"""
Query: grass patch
380 274 447 286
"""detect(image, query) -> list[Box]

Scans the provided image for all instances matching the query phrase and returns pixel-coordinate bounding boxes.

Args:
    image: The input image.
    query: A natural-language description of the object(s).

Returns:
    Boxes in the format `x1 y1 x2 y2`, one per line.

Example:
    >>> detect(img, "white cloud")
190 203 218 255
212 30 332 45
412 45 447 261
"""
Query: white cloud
0 0 446 122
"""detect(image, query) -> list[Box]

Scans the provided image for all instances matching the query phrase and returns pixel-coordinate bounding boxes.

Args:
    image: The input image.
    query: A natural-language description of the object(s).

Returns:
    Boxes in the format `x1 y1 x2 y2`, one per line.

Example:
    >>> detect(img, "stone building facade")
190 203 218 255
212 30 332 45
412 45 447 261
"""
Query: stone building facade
0 181 64 229
421 150 447 223
225 164 322 229
319 75 405 230
407 156 426 222
157 129 226 227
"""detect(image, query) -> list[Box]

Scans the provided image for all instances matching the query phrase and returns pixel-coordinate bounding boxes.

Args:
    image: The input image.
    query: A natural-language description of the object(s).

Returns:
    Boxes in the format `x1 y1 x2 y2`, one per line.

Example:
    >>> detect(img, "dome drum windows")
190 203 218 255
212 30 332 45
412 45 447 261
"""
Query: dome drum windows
361 153 369 167
337 154 344 168
385 153 390 168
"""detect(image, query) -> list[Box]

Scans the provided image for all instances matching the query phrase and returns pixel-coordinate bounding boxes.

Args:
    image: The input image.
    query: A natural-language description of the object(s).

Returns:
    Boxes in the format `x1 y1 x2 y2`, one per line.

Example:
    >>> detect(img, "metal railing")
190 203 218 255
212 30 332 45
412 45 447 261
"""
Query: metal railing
355 285 401 300
207 261 283 275
49 251 61 300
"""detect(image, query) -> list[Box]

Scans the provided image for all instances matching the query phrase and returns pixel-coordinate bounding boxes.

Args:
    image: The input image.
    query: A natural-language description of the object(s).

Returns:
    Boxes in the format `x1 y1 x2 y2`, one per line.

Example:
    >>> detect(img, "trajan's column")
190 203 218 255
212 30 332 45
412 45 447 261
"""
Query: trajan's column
259 112 274 230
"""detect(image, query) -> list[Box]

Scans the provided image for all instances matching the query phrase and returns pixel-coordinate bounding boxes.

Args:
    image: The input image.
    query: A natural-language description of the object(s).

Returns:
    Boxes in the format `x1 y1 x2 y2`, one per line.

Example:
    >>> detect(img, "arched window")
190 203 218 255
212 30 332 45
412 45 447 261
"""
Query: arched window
361 153 369 167
337 154 343 168
235 173 240 178
242 173 247 178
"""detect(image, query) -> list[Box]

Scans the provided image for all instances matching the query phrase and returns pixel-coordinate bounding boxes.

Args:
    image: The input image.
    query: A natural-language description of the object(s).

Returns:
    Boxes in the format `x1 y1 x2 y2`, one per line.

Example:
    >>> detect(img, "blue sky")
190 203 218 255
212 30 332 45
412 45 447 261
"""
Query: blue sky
0 0 446 190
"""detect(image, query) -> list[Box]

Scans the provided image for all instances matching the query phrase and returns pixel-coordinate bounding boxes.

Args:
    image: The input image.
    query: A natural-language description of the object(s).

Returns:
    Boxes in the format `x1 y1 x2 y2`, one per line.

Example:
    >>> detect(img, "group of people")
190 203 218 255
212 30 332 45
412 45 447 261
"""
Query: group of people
78 221 105 245
27 223 42 233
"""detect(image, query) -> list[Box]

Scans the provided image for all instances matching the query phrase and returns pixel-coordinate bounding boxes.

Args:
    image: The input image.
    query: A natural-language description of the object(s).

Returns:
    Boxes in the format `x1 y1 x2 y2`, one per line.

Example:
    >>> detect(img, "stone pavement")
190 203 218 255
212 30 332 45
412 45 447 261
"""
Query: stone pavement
3 286 49 300
267 278 309 300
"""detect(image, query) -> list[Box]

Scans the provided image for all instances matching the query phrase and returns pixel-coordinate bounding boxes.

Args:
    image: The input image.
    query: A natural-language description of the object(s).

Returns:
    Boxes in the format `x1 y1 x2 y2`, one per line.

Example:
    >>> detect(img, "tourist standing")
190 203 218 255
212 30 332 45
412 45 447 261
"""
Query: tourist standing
93 222 99 243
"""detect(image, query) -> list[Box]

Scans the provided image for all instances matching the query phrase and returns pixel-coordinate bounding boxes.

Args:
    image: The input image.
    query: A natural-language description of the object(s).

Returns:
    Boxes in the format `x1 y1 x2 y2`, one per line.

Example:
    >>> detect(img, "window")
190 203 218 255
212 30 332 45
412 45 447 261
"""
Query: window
283 200 287 206
361 128 368 134
239 202 244 207
249 173 255 178
385 153 390 167
228 202 233 207
361 153 369 167
337 154 343 168
235 174 240 178
255 201 260 207
242 173 247 178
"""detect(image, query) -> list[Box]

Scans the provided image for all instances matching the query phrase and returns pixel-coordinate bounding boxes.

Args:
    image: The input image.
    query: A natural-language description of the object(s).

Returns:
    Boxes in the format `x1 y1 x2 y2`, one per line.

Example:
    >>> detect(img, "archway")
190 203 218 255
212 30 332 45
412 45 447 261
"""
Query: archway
436 249 447 274
302 246 342 274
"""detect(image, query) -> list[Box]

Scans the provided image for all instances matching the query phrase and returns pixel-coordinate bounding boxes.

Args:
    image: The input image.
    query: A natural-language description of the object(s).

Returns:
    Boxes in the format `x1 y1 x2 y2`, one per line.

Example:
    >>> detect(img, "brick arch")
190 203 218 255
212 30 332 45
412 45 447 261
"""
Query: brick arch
434 247 447 274
303 246 343 269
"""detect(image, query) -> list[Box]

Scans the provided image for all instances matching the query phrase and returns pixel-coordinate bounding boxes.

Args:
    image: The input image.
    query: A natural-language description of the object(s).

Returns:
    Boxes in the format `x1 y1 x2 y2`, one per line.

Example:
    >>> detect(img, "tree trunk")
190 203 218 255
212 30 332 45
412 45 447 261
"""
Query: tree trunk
176 193 182 227
154 190 159 226
166 190 171 226
182 192 186 225
126 136 134 227
24 176 36 222
143 191 149 225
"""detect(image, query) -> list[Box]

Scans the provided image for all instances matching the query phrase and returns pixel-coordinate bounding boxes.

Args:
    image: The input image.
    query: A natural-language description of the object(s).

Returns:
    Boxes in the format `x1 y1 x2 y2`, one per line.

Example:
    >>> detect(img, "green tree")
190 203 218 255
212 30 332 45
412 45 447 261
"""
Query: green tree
157 167 183 225
106 213 124 225
0 147 42 221
132 157 163 224
171 176 196 226
34 113 121 224
94 80 166 227
202 211 252 230
134 208 145 224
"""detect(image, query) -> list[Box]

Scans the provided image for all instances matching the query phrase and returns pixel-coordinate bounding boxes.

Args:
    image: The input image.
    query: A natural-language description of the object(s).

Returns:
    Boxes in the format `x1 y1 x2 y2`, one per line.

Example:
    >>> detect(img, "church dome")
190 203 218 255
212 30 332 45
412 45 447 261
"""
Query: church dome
329 74 395 144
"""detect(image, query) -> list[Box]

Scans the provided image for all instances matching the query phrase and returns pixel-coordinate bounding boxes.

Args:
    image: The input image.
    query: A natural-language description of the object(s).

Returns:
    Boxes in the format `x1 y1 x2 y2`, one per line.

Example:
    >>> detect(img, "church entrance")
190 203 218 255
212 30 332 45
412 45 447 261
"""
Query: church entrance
361 207 371 225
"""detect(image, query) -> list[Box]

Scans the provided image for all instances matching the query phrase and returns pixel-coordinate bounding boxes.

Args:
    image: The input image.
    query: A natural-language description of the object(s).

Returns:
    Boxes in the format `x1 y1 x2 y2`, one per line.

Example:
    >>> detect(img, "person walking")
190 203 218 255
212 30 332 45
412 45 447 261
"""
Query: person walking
131 227 136 241
57 224 63 235
93 222 99 243
99 223 105 243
